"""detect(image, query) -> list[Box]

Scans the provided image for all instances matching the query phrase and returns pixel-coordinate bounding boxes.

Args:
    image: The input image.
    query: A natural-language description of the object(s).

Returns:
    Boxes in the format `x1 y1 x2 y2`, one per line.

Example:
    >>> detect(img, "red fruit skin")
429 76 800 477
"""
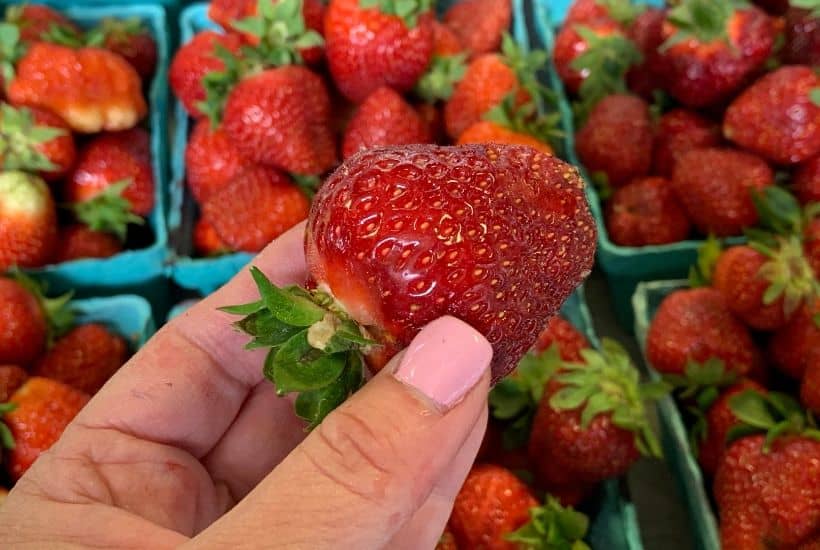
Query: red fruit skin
794 156 820 206
33 324 128 395
713 245 793 331
66 128 155 216
104 30 157 82
202 166 309 253
768 298 820 380
626 8 667 99
449 464 538 550
306 144 596 382
656 6 775 108
670 148 773 237
223 66 337 176
342 87 431 159
0 365 27 403
169 31 243 119
442 0 511 59
724 66 820 165
652 109 721 178
0 279 45 367
324 0 434 103
575 94 653 188
646 288 762 376
23 107 76 182
193 217 231 256
605 176 691 247
715 435 820 549
565 0 614 25
807 219 820 277
698 380 766 477
431 20 463 56
185 119 248 204
9 5 80 43
0 174 58 271
801 350 820 415
783 8 820 66
553 20 624 96
53 225 122 263
532 316 590 362
3 377 89 480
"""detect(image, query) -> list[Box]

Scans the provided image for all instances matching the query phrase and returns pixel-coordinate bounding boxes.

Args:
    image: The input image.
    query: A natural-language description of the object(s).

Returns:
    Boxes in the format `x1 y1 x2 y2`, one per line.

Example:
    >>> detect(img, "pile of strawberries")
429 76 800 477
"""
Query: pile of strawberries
0 273 131 502
169 0 560 257
554 0 819 247
0 4 158 271
645 186 820 547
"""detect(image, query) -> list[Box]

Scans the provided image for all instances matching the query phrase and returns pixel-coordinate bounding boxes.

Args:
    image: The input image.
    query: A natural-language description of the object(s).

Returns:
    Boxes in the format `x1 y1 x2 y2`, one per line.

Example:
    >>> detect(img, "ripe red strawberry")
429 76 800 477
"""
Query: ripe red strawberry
7 41 147 133
0 365 27 403
66 128 155 216
724 66 820 165
0 104 76 182
0 171 57 270
442 0 511 59
169 31 243 119
202 166 310 252
1 377 89 480
783 8 820 66
794 156 820 206
456 121 555 157
222 66 337 176
575 94 653 188
431 20 463 56
532 317 590 362
324 0 434 103
185 118 249 203
655 1 775 108
670 148 773 237
768 298 820 379
605 176 691 246
553 19 626 96
565 0 614 24
33 323 128 395
53 225 122 263
4 4 80 43
801 349 820 415
342 87 431 159
416 102 446 144
625 7 667 99
224 144 596 426
647 288 762 376
194 217 231 257
652 109 721 178
95 17 158 80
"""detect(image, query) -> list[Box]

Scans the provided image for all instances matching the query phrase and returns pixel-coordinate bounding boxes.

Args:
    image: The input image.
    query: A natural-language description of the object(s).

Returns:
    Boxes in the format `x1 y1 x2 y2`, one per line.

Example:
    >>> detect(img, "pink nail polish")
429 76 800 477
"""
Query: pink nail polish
393 316 492 411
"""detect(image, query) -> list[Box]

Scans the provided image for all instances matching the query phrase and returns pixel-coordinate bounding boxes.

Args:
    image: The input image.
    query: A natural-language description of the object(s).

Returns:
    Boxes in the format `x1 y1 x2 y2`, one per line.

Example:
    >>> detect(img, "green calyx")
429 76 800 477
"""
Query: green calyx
810 87 820 107
198 43 248 127
359 0 434 28
596 0 646 26
549 338 669 458
501 33 550 109
484 93 564 152
70 180 144 242
727 390 820 451
688 235 723 288
40 24 87 48
221 267 373 428
0 22 25 87
84 17 146 48
791 0 820 18
8 268 75 347
506 495 591 550
0 402 16 450
414 53 467 103
751 235 819 318
750 185 809 238
661 0 747 51
291 173 321 199
0 103 66 173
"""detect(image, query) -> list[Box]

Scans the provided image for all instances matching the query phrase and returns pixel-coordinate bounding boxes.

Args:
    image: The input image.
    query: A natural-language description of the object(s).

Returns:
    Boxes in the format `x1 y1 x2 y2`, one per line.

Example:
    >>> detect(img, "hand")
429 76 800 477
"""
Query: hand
0 222 493 549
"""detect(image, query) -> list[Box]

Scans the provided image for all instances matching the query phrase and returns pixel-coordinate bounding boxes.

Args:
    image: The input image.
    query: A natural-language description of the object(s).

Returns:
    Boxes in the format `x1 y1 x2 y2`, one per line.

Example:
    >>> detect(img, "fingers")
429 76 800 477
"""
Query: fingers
189 316 492 549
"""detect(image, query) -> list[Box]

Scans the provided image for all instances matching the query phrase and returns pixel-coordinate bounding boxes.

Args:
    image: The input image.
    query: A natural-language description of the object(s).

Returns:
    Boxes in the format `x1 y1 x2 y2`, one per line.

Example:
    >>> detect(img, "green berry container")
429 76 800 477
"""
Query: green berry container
632 280 721 550
74 293 156 350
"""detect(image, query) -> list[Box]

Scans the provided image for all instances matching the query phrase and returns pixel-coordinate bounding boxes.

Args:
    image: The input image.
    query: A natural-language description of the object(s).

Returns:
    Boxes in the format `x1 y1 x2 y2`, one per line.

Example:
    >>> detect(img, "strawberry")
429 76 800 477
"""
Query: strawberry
431 20 463 56
652 109 721 178
670 148 773 237
416 102 446 144
565 0 646 26
625 7 667 99
324 0 434 103
442 0 511 59
53 225 122 263
193 217 231 257
202 166 310 253
783 8 820 66
801 349 820 415
93 17 158 80
553 20 630 96
0 487 6 504
794 156 820 206
0 103 76 182
4 4 80 43
768 298 820 379
33 323 128 395
456 121 554 157
6 37 147 134
605 176 691 247
575 94 653 188
532 317 590 362
0 171 57 270
0 377 89 480
342 87 431 159
647 288 762 377
185 118 249 203
224 144 596 426
724 66 820 165
169 31 243 119
0 365 26 403
436 528 458 550
655 0 775 108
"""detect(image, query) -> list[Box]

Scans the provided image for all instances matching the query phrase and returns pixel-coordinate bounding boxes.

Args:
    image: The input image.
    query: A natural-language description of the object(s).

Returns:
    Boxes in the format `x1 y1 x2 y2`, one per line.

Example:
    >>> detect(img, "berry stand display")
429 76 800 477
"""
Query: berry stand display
73 294 157 350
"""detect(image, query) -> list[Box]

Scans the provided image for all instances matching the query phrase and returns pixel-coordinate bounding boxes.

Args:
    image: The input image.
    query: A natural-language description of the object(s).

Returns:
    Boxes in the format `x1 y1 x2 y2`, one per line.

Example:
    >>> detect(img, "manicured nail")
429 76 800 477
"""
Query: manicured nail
393 316 492 411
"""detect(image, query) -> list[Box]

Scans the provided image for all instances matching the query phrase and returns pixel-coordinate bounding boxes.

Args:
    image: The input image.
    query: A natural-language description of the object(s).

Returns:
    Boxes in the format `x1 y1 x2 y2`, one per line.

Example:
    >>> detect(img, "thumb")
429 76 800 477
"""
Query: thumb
191 316 492 549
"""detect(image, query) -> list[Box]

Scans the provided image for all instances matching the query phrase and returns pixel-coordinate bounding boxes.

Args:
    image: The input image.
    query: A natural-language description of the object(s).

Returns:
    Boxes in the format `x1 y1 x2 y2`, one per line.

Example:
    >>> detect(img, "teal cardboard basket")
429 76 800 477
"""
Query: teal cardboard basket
73 294 156 350
632 280 721 550
5 2 172 310
168 0 534 296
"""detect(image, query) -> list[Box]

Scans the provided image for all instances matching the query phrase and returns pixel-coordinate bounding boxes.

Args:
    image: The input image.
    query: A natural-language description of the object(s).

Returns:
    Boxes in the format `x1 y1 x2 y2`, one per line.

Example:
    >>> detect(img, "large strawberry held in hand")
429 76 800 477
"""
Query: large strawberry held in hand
224 144 596 426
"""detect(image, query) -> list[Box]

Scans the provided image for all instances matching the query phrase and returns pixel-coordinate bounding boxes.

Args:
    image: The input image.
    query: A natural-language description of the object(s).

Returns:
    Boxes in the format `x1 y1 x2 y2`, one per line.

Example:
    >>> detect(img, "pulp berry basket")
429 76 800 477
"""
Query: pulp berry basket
632 280 721 550
168 0 533 296
2 1 172 309
529 0 725 331
73 294 157 350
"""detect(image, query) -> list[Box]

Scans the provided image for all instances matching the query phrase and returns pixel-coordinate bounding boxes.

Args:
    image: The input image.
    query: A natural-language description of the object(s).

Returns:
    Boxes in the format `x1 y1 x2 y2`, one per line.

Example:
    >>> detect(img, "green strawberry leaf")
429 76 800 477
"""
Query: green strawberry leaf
688 235 723 288
40 24 86 48
750 186 804 237
0 420 14 450
0 103 67 173
810 87 820 108
8 268 75 345
70 180 144 241
291 173 321 200
791 0 820 18
597 0 646 26
359 0 434 28
234 0 324 67
661 0 744 51
0 22 24 86
250 266 325 326
506 495 591 550
489 378 530 420
219 299 265 315
414 53 467 103
729 390 777 429
271 332 349 393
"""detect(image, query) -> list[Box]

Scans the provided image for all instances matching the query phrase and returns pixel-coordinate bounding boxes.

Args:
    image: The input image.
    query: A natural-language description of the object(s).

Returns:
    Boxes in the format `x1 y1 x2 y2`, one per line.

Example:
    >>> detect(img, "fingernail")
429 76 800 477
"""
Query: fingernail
393 316 492 411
